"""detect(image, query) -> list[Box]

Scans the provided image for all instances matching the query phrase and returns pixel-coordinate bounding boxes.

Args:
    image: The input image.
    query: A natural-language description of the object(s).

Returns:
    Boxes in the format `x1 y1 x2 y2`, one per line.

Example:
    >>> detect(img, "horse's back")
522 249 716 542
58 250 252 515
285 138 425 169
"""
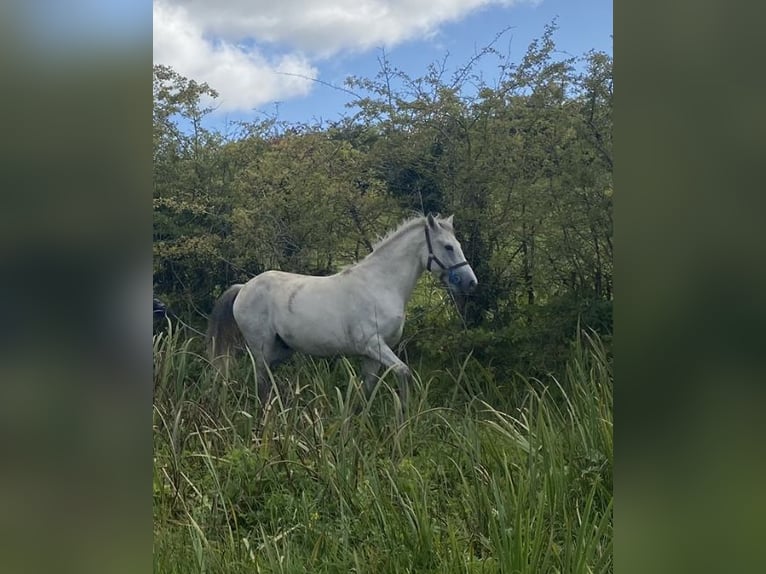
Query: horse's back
234 270 337 322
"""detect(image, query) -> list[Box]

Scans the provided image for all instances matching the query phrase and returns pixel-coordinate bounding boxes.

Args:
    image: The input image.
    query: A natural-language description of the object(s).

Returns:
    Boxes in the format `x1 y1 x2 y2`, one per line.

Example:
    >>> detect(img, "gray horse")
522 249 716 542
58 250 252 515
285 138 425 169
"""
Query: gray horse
207 214 477 405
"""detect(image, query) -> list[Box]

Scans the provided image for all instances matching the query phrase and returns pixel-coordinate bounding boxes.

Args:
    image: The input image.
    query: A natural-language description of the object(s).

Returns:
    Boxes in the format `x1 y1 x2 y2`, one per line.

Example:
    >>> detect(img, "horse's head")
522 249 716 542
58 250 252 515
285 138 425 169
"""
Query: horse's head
423 213 478 294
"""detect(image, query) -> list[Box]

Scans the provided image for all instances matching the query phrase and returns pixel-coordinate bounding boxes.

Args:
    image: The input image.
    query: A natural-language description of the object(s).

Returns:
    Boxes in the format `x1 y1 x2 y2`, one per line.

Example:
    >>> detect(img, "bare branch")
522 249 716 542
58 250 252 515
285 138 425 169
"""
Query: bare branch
274 71 363 100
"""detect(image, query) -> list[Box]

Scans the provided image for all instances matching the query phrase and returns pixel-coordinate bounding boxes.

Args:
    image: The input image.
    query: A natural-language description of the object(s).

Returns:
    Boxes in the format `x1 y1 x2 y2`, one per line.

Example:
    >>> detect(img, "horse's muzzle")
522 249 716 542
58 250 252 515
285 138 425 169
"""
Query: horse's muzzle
446 266 478 294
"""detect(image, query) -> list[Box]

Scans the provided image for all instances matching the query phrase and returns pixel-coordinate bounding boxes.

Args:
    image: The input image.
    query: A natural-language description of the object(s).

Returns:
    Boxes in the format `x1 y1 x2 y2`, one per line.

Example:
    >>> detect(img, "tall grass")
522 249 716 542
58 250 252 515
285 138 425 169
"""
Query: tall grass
153 323 612 573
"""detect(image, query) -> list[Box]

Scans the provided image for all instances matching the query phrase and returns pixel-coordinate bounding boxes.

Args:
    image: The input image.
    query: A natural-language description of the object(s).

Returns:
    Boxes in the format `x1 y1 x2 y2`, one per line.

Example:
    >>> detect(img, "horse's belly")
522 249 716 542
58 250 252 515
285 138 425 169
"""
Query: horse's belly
276 320 360 356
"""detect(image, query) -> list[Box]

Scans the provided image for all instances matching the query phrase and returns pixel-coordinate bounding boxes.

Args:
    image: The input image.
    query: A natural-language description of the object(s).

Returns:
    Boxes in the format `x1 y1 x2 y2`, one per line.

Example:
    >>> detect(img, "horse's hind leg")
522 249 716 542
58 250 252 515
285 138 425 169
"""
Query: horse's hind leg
253 359 274 404
232 292 291 405
264 336 294 402
247 335 293 404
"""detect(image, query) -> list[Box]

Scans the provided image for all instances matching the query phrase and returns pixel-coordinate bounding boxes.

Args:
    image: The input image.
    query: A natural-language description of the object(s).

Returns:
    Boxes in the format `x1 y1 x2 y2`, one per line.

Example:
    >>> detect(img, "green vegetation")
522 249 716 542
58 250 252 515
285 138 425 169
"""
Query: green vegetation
154 326 612 573
153 22 612 380
153 22 613 571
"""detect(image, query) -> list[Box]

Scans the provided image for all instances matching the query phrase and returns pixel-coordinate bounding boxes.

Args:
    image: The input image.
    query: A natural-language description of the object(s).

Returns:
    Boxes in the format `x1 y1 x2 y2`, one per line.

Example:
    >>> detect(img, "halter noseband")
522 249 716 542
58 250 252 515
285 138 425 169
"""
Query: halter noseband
424 225 470 275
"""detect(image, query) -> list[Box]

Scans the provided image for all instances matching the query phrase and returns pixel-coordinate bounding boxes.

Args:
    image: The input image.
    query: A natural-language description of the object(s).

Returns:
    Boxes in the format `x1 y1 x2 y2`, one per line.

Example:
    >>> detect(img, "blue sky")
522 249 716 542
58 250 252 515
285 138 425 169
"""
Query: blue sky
153 0 612 130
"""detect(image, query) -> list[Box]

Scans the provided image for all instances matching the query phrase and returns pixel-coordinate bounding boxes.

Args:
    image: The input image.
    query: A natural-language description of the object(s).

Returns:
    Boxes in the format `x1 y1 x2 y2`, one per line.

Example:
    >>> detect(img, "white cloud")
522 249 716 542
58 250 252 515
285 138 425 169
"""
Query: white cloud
154 0 529 112
153 2 317 112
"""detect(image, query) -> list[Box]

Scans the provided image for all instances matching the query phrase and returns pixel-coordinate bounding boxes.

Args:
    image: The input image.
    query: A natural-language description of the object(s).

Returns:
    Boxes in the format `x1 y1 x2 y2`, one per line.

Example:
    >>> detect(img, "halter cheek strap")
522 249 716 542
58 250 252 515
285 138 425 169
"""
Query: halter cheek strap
424 226 470 273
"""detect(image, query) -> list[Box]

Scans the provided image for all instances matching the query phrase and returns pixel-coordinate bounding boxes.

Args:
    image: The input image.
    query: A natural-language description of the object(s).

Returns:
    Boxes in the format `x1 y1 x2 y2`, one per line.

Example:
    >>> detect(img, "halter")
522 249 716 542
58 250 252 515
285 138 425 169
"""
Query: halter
424 225 470 285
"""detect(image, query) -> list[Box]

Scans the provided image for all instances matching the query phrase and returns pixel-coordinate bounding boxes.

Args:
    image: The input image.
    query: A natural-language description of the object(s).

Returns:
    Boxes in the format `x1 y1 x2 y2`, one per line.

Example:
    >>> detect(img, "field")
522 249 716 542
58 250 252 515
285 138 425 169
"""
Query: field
153 326 612 573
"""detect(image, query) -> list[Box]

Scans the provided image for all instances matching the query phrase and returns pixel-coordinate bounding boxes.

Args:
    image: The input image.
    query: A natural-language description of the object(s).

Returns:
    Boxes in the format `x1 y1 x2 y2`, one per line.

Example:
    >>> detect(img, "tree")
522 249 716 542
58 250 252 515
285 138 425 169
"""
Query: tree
152 22 613 376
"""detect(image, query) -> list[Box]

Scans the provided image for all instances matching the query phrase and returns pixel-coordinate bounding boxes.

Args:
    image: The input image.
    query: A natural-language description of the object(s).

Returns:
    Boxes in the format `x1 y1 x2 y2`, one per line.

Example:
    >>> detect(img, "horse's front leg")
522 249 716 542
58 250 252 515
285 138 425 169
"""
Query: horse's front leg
360 357 382 397
361 339 412 410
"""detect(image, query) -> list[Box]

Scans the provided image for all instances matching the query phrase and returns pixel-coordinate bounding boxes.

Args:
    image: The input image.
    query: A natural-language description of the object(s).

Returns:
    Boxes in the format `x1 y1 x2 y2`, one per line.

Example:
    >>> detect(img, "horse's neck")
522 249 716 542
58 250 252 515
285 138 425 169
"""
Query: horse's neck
357 227 425 305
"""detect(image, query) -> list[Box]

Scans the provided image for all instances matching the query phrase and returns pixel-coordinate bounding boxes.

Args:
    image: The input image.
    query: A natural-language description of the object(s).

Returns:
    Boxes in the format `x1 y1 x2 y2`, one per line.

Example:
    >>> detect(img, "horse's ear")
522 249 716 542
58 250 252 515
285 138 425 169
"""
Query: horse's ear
426 213 437 229
444 214 454 228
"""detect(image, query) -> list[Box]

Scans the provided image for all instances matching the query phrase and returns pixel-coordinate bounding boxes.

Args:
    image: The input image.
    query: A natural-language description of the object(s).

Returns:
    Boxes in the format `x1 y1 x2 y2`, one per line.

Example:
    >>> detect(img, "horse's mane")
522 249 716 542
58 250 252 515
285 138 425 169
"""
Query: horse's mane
371 213 453 252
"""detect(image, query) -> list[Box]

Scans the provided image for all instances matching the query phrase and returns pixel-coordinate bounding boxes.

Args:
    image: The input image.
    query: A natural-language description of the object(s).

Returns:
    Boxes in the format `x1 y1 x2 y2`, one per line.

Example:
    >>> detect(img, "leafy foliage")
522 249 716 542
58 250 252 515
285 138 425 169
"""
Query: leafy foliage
153 21 612 377
153 24 613 569
153 326 613 573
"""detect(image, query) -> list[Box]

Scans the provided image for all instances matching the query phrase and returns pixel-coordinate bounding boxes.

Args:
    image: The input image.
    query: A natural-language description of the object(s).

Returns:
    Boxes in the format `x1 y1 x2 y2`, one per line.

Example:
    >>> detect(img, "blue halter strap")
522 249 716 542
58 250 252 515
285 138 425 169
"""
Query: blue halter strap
424 226 469 284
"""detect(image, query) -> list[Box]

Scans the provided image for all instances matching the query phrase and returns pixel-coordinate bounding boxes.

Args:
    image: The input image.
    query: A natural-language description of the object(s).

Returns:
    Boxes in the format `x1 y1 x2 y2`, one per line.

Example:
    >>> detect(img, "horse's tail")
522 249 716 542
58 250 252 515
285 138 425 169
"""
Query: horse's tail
207 283 244 373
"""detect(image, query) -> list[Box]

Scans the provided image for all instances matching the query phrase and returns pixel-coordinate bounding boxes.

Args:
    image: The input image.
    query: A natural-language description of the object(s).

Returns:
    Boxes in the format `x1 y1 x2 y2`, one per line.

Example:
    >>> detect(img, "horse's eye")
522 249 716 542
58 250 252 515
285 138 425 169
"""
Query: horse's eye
444 244 454 252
